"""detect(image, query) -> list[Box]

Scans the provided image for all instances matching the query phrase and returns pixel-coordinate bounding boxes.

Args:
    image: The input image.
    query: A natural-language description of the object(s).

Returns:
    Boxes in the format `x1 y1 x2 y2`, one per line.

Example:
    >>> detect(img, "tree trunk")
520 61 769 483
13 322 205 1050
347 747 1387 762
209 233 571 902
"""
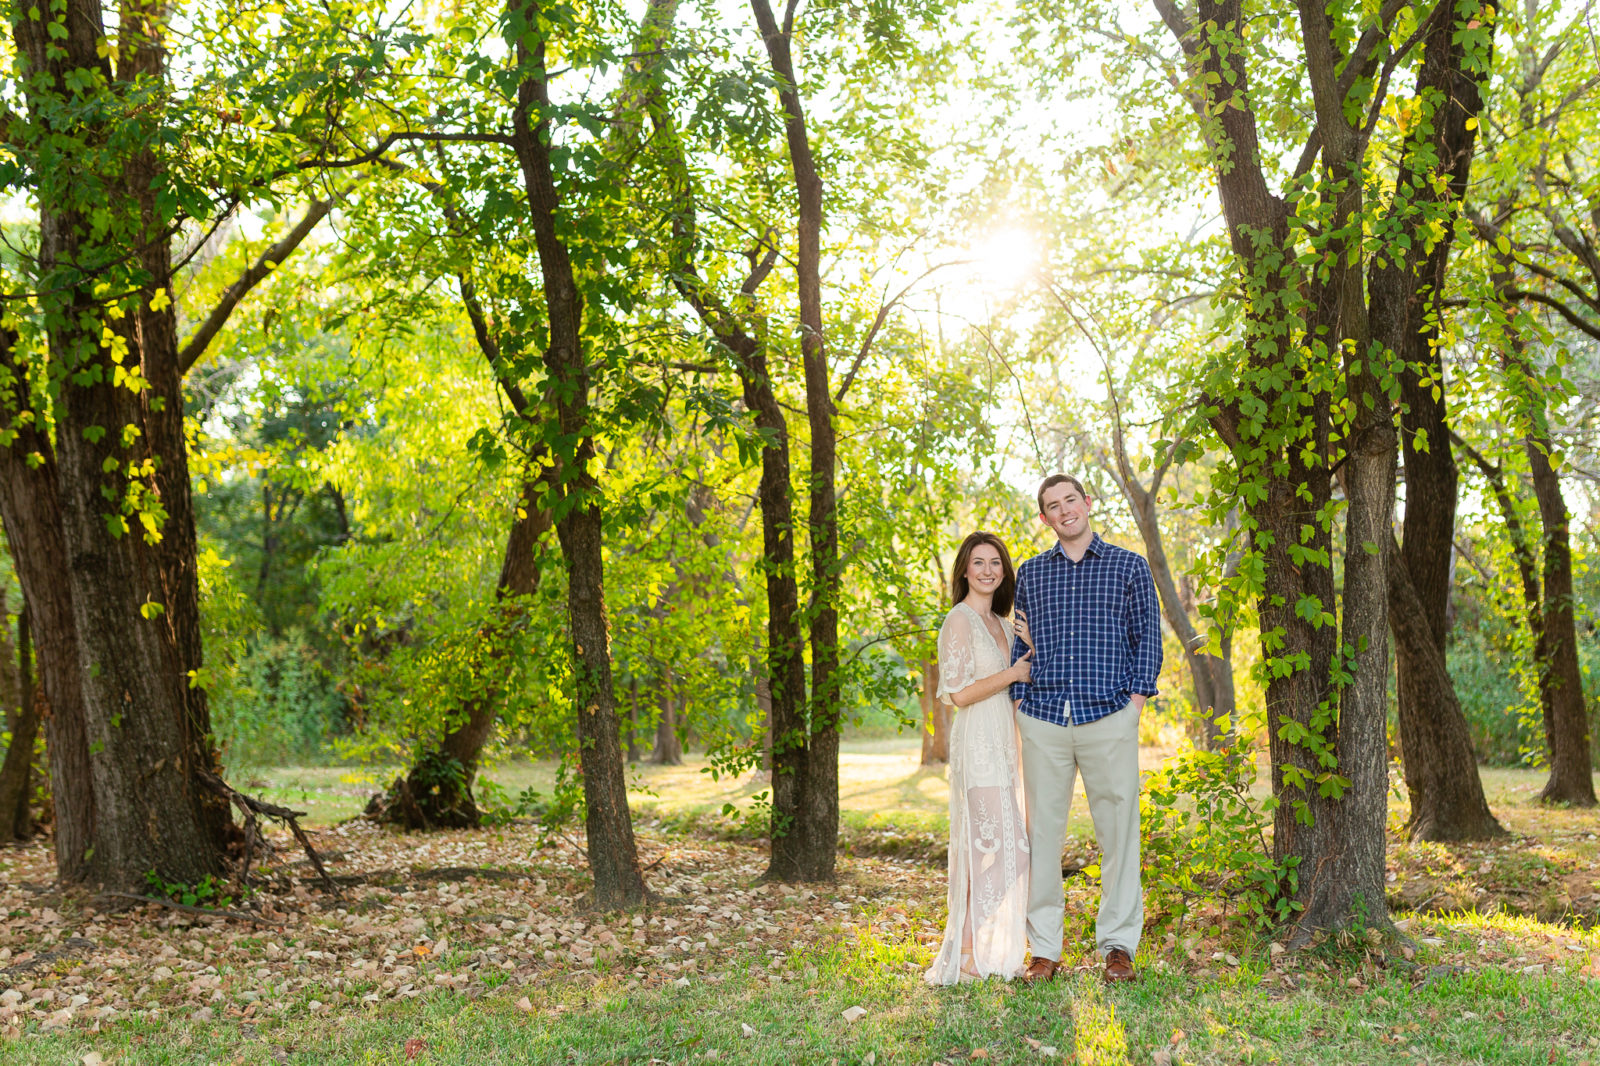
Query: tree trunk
368 476 550 829
751 0 839 884
650 673 684 765
919 657 949 765
1527 439 1597 806
1371 0 1502 842
1386 541 1506 839
2 0 237 892
0 332 95 877
1475 254 1597 806
658 54 806 875
511 13 644 907
0 605 40 843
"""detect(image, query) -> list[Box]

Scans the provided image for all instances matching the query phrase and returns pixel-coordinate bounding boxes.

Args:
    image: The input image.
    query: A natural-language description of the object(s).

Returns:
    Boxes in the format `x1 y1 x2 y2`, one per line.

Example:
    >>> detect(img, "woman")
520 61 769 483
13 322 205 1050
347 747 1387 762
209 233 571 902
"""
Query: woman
925 531 1033 985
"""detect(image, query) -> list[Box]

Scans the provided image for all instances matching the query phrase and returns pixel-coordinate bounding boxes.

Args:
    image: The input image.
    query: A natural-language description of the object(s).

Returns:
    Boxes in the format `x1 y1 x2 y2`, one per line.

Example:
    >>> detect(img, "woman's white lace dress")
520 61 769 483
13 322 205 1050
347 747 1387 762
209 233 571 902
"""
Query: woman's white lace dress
925 602 1030 985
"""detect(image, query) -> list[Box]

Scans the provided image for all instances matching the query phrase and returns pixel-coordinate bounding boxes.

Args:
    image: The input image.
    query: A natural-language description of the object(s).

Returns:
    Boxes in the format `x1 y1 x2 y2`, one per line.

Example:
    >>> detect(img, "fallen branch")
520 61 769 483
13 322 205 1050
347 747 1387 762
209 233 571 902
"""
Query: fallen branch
96 892 284 928
197 771 340 897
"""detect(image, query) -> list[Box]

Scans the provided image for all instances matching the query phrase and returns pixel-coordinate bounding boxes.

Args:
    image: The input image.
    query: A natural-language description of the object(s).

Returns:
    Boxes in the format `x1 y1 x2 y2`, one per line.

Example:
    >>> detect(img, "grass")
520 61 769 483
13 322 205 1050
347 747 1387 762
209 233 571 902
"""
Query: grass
241 734 1176 834
8 912 1598 1065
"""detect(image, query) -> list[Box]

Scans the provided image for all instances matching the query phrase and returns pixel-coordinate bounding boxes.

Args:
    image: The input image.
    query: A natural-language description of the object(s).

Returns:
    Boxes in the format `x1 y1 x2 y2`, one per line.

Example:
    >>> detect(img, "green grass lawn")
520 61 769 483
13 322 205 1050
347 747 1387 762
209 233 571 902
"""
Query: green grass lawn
9 910 1598 1065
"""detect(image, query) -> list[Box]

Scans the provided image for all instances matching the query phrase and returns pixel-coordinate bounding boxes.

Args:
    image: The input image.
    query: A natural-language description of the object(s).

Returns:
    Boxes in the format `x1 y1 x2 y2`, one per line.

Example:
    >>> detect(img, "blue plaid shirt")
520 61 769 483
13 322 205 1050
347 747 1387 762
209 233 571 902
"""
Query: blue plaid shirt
1009 533 1163 725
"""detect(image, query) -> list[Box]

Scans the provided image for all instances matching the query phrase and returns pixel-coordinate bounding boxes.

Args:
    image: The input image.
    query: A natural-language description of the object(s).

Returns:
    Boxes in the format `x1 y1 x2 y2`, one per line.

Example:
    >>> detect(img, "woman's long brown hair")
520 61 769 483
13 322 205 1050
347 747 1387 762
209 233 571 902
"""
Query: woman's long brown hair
950 531 1017 617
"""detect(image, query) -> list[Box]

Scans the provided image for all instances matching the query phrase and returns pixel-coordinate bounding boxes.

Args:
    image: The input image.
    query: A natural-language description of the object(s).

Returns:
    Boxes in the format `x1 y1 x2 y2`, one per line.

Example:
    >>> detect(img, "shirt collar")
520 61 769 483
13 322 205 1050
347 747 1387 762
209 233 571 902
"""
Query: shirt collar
1050 533 1106 560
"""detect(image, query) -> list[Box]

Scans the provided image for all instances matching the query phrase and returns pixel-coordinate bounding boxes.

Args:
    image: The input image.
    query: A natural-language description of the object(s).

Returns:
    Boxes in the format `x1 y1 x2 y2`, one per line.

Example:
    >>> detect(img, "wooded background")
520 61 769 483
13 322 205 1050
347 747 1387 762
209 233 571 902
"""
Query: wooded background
2 0 1599 942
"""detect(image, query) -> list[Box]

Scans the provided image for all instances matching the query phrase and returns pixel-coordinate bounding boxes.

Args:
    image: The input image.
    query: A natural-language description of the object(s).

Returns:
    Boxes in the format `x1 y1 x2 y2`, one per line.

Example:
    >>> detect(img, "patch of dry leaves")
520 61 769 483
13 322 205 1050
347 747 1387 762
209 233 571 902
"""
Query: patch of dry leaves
0 820 949 1040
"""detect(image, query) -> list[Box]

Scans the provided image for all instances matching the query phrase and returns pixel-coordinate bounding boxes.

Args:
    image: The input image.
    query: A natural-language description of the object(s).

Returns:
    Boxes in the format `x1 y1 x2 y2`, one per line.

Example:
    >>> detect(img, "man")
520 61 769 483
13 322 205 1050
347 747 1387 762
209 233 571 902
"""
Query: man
1010 474 1162 984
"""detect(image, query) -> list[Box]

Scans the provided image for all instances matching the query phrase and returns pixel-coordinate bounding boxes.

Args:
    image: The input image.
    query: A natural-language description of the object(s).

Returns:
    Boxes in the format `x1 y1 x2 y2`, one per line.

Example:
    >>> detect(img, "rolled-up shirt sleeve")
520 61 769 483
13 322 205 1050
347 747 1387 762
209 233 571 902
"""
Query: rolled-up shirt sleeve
1009 565 1031 703
1126 556 1163 696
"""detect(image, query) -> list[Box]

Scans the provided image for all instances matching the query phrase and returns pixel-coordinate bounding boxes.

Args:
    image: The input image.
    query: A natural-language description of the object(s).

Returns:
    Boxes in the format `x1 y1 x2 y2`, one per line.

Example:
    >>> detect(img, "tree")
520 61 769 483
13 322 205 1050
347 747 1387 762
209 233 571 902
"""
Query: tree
0 592 38 843
1458 4 1600 806
1 0 239 887
1376 0 1506 841
500 0 648 906
0 0 427 888
1134 0 1499 933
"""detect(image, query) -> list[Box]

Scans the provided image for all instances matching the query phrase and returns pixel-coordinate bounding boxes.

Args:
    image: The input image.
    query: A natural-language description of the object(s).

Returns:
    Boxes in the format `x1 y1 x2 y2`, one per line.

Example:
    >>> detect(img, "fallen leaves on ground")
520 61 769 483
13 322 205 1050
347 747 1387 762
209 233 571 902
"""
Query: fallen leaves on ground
0 819 948 1038
0 802 1596 1043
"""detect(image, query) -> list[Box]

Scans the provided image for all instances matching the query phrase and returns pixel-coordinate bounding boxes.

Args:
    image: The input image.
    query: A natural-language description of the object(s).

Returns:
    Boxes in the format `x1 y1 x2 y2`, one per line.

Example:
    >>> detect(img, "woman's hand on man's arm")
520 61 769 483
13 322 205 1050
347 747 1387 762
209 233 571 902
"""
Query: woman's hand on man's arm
949 650 1032 708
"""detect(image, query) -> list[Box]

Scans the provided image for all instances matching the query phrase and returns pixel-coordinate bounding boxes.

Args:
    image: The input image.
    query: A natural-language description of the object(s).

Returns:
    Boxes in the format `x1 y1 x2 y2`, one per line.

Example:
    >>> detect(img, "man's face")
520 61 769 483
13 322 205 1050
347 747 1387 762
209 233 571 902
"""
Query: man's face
1039 482 1092 543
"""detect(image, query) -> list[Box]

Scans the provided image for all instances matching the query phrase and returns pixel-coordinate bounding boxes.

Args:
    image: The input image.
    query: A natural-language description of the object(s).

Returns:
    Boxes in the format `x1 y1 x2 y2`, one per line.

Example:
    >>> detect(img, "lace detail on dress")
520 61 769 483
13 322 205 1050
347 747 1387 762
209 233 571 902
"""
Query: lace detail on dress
936 608 979 703
926 603 1030 986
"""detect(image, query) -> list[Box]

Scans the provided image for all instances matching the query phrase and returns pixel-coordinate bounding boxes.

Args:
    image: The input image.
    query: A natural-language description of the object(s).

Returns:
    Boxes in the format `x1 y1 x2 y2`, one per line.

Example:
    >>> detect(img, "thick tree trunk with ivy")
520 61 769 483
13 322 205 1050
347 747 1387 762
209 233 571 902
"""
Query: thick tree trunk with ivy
1376 1 1505 841
368 477 550 829
1162 0 1360 939
1 0 234 890
511 14 645 908
1157 0 1494 939
0 336 95 875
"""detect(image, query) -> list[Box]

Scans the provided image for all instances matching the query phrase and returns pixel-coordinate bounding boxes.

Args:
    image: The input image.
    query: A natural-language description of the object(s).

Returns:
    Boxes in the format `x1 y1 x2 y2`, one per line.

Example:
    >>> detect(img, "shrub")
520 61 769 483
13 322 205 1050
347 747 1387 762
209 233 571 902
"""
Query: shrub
1447 628 1536 766
1141 725 1298 933
213 630 348 770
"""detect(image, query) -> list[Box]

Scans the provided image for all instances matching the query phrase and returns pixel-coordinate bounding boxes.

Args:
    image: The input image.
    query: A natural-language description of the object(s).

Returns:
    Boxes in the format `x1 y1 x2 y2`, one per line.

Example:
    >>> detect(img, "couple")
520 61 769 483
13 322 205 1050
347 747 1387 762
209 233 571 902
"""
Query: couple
925 474 1163 987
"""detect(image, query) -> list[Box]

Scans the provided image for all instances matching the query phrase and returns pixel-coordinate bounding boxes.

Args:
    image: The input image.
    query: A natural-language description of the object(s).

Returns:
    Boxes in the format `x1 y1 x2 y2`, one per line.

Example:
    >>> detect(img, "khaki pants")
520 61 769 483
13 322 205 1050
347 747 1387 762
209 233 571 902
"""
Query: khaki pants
1018 702 1142 962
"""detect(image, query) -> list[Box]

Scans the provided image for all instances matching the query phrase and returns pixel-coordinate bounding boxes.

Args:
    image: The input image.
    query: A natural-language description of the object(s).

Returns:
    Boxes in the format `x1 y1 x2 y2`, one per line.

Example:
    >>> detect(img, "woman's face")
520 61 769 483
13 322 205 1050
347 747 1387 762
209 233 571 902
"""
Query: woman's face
965 543 1005 597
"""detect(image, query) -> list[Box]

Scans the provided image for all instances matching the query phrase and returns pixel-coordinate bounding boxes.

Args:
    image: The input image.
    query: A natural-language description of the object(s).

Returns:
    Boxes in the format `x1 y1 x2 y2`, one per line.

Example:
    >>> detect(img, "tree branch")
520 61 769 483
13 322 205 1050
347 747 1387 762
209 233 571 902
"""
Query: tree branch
1508 288 1600 342
834 260 959 403
178 198 336 375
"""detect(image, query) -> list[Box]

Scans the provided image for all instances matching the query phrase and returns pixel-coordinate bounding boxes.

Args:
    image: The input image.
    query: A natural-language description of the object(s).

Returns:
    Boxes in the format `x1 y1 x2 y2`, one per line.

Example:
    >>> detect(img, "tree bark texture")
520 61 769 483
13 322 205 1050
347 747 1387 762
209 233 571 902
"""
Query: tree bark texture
1526 438 1597 806
511 11 645 907
0 604 39 843
1372 0 1503 841
919 657 950 765
1385 537 1504 839
0 331 95 875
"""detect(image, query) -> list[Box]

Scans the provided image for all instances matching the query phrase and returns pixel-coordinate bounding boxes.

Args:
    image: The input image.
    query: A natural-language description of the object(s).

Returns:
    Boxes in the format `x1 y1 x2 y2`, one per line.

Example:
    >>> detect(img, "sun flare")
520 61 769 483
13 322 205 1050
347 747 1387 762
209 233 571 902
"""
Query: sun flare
967 226 1042 293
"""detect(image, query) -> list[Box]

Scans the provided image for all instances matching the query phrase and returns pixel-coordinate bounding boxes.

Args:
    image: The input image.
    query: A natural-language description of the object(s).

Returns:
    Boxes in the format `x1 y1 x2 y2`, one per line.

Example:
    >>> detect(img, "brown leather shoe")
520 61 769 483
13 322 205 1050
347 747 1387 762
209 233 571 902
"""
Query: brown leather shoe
1103 947 1136 984
1023 956 1058 982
